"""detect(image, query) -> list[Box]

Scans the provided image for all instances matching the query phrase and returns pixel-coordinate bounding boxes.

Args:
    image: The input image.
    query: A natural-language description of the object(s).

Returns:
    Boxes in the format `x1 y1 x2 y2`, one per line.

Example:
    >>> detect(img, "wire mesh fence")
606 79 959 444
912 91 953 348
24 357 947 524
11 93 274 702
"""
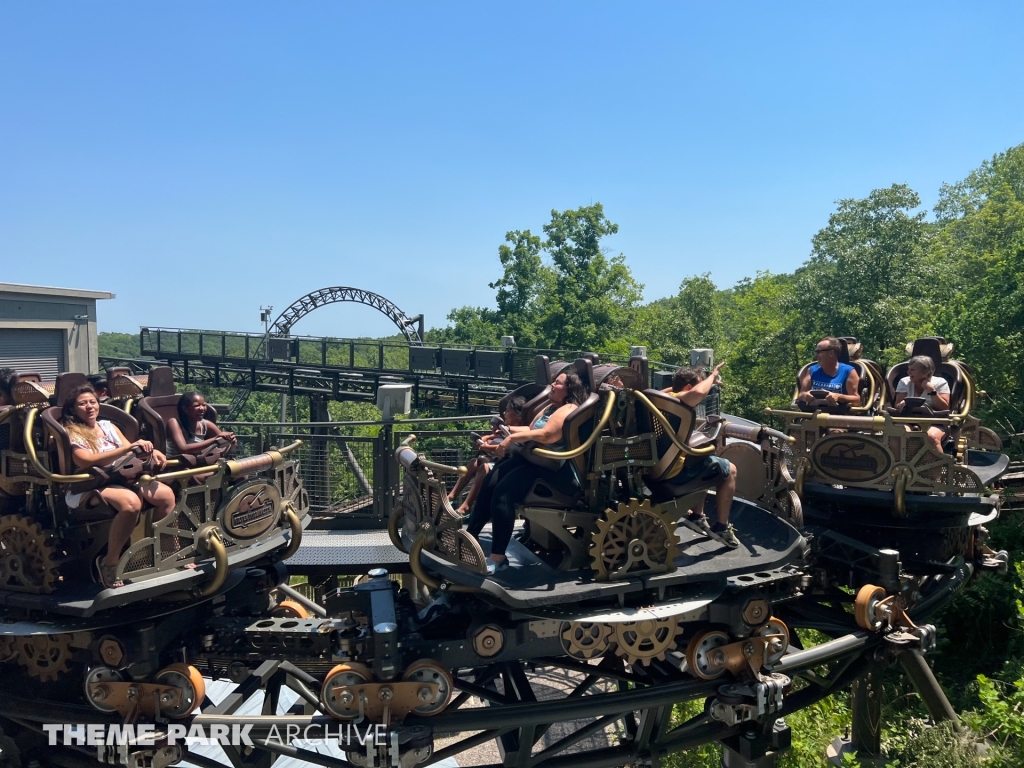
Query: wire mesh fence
221 416 494 525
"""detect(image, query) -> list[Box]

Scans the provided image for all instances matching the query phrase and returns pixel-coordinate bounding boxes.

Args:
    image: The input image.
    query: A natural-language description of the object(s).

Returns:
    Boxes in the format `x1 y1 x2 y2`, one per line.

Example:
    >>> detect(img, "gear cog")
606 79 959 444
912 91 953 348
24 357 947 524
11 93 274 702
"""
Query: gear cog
16 633 73 682
590 499 679 581
613 617 683 666
0 515 59 594
561 622 612 659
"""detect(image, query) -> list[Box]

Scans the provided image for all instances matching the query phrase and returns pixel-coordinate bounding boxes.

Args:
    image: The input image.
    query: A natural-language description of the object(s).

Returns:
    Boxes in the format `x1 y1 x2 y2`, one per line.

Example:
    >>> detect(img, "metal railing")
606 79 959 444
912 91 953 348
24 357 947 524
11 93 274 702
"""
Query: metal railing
220 416 493 527
139 326 676 385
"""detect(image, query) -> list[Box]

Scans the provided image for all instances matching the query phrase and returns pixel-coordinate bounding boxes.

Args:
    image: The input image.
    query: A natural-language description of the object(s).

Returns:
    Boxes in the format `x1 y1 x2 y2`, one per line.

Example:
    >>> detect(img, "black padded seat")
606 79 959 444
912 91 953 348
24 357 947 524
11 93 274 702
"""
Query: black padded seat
137 394 218 451
520 390 602 507
886 338 965 414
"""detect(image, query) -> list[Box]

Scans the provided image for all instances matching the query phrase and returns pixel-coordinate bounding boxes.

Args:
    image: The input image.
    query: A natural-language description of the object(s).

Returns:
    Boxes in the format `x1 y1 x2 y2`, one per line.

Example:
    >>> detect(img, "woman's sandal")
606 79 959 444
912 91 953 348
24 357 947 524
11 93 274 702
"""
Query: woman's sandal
95 556 123 589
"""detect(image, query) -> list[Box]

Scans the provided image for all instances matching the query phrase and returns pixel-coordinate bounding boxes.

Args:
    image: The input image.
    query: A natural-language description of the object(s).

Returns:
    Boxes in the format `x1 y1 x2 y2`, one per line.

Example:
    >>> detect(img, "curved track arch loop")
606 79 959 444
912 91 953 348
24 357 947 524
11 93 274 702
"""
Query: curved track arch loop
228 286 423 417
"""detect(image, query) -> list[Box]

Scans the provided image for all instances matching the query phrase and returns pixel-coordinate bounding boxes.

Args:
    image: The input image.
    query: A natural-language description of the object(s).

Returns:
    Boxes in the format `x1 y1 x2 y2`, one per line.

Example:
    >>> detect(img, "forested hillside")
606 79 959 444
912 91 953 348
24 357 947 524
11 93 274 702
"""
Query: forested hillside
429 145 1024 766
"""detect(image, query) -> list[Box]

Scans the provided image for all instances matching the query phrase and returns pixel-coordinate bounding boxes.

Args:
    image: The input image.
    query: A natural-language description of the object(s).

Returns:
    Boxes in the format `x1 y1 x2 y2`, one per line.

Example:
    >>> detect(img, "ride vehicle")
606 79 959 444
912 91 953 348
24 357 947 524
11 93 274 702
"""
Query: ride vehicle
0 346 1011 768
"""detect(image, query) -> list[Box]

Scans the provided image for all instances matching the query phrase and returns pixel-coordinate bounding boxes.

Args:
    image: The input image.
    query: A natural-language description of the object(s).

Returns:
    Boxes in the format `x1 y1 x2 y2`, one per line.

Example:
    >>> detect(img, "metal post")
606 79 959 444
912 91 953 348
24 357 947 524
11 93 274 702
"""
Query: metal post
850 667 883 758
899 650 961 731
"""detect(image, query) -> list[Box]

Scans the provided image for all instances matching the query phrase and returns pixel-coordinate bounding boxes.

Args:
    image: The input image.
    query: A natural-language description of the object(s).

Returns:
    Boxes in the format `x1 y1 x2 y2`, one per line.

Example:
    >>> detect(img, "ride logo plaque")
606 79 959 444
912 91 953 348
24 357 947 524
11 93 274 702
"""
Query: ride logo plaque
811 435 892 482
220 480 282 540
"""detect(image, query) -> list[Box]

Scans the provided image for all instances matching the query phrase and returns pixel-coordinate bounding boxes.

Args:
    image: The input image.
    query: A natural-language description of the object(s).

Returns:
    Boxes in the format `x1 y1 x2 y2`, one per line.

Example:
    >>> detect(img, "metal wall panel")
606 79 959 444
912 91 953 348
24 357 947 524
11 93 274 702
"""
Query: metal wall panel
0 329 66 379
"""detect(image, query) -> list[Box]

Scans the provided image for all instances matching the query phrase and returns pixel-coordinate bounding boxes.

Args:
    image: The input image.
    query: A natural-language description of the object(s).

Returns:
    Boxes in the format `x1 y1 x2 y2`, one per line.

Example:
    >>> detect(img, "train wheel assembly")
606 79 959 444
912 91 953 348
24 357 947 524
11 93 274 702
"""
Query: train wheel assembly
321 663 373 720
154 664 206 719
401 660 454 716
855 585 886 632
685 630 732 680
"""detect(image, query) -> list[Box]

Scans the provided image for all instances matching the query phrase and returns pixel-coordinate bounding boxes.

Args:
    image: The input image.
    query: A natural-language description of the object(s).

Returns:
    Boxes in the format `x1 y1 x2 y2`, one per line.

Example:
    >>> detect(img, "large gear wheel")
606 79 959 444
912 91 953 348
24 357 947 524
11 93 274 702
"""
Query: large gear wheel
613 618 684 666
15 633 73 682
590 499 679 581
561 622 612 660
0 515 60 594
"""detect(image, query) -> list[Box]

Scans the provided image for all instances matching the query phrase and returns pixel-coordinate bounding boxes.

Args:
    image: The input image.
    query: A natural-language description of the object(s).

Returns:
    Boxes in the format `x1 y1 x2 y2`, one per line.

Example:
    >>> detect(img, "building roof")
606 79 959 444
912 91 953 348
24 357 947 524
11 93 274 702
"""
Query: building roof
0 282 115 300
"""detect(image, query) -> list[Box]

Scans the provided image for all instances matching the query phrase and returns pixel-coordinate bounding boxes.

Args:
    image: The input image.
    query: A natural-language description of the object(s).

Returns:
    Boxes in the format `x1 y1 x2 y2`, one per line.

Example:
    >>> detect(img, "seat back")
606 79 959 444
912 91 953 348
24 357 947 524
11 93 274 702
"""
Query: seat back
886 338 966 413
637 389 698 482
561 392 602 478
574 358 596 394
138 394 182 449
41 405 139 475
55 372 88 408
146 366 176 396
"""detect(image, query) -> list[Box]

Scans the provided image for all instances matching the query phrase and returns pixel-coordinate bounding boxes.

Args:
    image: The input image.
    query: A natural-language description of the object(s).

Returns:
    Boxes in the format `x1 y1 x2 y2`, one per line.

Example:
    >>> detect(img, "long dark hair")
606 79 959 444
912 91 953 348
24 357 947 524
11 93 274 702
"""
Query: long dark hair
177 391 205 438
61 384 101 451
563 371 589 406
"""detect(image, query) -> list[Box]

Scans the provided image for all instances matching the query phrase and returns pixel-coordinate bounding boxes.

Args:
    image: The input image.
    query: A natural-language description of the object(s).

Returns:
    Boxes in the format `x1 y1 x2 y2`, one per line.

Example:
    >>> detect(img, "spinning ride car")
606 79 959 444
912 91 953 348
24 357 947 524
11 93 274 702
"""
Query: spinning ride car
768 336 1010 573
0 367 309 612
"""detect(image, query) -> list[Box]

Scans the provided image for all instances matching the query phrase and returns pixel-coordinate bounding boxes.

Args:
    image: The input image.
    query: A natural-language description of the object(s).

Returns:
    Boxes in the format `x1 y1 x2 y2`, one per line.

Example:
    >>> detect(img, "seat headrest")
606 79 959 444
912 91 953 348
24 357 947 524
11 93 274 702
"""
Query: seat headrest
582 352 600 366
55 372 88 408
574 358 596 393
837 337 863 362
499 383 544 415
593 364 646 390
11 378 52 406
146 366 176 396
908 338 945 370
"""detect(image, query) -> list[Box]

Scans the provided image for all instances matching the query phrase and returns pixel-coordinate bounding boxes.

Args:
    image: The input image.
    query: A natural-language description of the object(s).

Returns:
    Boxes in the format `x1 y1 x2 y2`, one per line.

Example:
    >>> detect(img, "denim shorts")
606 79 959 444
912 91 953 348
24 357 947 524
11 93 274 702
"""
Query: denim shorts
667 455 732 485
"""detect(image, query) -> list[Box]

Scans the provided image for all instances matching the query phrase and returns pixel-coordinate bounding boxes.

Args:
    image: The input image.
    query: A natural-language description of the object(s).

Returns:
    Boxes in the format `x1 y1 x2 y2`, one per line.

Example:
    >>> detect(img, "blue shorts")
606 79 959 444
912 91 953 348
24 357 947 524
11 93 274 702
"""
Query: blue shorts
666 455 732 486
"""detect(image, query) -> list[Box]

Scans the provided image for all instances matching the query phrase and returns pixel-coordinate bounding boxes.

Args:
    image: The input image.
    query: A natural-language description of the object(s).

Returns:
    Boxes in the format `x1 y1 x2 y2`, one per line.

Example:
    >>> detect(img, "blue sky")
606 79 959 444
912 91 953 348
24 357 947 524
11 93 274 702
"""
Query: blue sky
2 2 1022 338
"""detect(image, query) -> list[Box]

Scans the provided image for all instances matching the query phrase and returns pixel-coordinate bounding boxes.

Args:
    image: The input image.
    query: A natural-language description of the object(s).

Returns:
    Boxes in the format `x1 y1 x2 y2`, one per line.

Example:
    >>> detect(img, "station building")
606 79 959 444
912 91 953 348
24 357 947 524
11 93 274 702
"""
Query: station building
0 282 115 377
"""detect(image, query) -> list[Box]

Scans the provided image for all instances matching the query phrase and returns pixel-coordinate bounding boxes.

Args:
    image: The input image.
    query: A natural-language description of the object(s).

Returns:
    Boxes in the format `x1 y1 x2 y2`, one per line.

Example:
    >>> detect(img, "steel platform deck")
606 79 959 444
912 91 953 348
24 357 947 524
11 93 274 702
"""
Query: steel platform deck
287 528 410 576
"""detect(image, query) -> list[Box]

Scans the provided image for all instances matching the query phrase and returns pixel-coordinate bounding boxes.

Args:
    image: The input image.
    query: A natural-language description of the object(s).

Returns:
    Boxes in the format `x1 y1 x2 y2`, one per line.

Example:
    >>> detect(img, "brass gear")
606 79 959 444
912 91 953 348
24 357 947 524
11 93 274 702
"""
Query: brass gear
560 622 612 660
612 617 684 666
0 636 16 663
590 499 679 581
16 633 73 682
0 515 60 594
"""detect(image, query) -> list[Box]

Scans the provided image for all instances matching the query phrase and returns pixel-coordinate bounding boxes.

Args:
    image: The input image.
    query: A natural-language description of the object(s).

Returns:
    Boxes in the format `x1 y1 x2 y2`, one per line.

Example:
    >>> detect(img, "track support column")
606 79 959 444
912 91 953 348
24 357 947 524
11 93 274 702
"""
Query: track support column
899 649 961 732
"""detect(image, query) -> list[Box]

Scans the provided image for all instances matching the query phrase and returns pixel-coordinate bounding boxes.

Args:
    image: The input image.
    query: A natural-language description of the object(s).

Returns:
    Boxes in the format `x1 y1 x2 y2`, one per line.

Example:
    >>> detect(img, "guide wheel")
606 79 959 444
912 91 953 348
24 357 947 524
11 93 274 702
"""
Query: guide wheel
855 584 886 632
154 663 206 719
321 662 373 720
402 659 454 716
685 629 731 680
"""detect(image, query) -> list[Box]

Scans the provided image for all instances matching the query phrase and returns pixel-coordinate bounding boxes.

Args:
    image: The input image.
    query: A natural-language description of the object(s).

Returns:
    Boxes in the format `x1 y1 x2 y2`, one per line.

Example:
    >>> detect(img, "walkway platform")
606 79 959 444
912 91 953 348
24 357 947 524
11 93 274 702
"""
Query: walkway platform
287 528 409 577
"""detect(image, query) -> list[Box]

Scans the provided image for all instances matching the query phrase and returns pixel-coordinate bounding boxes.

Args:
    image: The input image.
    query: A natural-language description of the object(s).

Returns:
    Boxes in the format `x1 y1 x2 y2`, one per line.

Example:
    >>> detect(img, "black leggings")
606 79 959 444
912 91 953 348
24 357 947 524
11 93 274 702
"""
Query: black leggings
466 455 577 557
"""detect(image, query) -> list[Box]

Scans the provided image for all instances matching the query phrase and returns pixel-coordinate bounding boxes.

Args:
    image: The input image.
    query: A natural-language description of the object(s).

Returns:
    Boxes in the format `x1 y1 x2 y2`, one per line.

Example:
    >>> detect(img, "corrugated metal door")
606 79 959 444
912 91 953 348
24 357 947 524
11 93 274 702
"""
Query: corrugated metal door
0 329 66 379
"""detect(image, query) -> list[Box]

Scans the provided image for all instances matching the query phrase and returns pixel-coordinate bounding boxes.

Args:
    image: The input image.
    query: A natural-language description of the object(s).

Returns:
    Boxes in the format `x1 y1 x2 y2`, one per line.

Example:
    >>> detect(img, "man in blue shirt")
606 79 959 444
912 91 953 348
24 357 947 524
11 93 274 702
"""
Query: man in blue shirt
797 337 861 406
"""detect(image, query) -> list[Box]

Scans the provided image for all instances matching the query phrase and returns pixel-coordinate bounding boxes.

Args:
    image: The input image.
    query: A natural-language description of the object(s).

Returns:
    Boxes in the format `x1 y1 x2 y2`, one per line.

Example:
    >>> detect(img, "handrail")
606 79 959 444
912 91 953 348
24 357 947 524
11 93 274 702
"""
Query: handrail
533 391 616 459
849 366 878 414
631 391 717 457
22 408 92 483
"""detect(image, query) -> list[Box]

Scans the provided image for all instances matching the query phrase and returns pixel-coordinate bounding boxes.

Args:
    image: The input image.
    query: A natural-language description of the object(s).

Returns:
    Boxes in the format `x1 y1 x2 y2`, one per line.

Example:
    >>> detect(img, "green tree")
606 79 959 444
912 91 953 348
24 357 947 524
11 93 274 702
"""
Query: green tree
539 203 643 350
490 229 550 346
805 183 931 364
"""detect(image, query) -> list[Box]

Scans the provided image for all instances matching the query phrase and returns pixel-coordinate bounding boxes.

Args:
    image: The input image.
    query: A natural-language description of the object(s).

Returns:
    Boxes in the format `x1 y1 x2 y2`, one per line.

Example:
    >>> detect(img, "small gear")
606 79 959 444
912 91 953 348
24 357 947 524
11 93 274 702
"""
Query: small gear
0 636 16 663
613 617 683 666
0 515 60 594
16 633 73 682
590 499 679 581
561 622 612 660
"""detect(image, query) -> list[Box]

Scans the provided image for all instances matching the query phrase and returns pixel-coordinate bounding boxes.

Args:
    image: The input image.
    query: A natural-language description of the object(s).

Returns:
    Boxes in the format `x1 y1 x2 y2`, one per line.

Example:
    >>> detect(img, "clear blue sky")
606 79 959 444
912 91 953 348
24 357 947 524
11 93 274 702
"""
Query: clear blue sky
2 2 1021 339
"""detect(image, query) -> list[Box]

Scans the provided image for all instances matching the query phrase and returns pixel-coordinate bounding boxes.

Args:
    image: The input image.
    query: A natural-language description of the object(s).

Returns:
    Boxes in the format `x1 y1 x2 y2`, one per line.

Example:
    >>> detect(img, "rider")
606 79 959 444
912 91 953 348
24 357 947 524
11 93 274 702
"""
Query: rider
166 391 237 458
797 337 861 407
62 385 176 589
447 396 527 515
894 355 950 453
663 362 739 547
467 370 589 575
